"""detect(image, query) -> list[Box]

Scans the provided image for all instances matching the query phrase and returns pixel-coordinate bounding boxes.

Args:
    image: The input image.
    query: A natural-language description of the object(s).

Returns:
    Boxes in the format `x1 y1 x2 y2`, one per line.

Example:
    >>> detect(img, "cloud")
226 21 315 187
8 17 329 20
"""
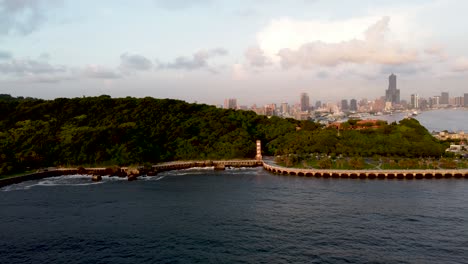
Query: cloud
0 50 12 60
154 0 212 10
0 0 62 35
158 48 228 73
276 17 419 69
120 53 153 72
451 58 468 72
0 58 67 75
381 64 430 75
424 45 443 56
244 46 272 67
82 65 122 79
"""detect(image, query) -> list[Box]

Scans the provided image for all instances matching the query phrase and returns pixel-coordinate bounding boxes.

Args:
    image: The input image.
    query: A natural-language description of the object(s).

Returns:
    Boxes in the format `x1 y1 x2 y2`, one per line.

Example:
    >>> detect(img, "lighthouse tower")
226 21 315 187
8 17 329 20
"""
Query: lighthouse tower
255 140 262 161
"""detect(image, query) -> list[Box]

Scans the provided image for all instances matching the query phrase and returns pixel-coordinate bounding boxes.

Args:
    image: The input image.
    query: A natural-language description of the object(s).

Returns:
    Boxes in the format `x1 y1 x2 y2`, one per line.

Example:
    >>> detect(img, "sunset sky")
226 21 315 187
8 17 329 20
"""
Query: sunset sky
1 0 468 105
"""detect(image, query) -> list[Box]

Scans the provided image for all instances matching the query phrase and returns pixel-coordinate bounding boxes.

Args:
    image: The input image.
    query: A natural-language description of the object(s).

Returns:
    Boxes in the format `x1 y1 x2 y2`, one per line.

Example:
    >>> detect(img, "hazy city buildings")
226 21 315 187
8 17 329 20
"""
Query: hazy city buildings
300 93 310 112
315 101 322 109
430 96 440 108
341 99 349 111
350 99 357 111
411 94 419 109
440 92 449 105
221 75 467 121
385 73 400 105
223 98 237 109
281 103 289 115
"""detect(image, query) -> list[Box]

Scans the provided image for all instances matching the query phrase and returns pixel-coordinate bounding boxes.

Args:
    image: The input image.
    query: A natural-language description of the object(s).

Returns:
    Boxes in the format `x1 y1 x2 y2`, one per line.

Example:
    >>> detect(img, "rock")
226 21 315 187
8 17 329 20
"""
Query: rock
92 175 102 182
127 175 138 181
116 169 127 177
214 164 225 170
127 168 141 176
77 167 87 174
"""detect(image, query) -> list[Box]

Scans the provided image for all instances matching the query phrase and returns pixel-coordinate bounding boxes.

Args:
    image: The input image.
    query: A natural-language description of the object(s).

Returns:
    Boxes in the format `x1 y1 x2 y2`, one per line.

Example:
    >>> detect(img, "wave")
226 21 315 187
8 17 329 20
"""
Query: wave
139 175 166 181
1 174 127 192
181 166 215 171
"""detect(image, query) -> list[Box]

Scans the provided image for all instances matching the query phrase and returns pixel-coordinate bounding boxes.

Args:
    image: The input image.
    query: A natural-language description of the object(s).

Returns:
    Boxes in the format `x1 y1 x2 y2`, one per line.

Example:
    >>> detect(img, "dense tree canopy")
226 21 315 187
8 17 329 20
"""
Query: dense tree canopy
0 95 448 174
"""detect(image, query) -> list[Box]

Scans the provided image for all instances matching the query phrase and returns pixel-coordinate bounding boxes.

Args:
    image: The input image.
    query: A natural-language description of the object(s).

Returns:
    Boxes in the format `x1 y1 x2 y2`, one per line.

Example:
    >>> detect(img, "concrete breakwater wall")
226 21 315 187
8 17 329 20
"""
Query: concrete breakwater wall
152 160 263 172
2 160 468 188
0 169 78 188
0 167 136 188
263 162 468 179
0 160 263 188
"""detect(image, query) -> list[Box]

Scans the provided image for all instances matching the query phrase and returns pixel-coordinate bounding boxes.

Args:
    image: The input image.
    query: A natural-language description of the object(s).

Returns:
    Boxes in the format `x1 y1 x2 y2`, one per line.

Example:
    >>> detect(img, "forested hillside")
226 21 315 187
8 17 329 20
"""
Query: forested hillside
0 95 447 175
0 95 298 174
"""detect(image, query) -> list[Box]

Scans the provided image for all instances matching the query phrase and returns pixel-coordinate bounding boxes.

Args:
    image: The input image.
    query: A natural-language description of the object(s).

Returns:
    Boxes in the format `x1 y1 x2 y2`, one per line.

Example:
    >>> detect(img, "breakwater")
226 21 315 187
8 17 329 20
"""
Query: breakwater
263 162 468 179
2 159 468 188
0 160 263 188
0 169 78 188
152 160 263 172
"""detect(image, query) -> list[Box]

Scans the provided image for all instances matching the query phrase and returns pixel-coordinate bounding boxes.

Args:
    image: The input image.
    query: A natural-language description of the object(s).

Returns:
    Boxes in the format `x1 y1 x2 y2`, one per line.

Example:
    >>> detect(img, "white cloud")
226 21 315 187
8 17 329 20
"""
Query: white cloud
82 65 122 79
274 17 419 69
244 46 272 67
451 57 468 72
0 58 67 75
120 53 153 72
158 48 228 73
0 0 62 35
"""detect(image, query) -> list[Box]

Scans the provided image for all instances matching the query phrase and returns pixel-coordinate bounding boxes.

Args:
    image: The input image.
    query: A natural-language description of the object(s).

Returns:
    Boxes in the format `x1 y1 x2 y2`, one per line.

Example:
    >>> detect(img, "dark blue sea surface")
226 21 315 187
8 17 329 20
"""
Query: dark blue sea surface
1 168 468 263
377 108 468 132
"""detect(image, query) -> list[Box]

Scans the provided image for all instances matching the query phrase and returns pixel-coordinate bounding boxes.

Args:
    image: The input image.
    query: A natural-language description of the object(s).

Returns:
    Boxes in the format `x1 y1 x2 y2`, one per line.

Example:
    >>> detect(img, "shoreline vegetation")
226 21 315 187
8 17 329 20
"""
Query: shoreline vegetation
1 94 466 179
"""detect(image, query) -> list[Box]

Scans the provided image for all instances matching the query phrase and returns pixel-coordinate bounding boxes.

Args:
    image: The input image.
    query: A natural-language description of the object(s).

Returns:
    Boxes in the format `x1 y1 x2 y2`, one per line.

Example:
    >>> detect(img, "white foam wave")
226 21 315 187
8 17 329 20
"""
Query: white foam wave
181 166 215 171
140 175 166 181
1 174 129 191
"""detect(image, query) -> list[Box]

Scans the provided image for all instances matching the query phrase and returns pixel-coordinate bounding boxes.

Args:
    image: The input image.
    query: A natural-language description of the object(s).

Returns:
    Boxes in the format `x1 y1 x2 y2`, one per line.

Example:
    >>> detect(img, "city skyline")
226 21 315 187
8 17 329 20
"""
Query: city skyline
1 0 468 105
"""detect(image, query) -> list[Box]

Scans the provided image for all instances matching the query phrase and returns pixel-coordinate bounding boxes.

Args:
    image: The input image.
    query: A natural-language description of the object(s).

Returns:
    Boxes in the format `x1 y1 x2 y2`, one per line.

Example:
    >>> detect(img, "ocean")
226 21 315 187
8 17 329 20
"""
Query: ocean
377 108 468 132
1 168 467 263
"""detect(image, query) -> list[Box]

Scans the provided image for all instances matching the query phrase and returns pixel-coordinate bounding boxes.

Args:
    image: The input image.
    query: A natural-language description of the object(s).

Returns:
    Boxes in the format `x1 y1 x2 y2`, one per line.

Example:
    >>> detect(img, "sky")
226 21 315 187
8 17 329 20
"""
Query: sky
1 0 468 106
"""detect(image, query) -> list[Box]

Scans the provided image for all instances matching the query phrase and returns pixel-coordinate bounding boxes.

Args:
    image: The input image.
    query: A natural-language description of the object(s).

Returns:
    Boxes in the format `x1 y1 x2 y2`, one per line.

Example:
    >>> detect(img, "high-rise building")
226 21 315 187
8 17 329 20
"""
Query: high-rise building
419 98 428 110
341 99 349 111
454 96 464 106
281 102 289 115
350 99 357 111
430 96 440 108
300 93 310 112
440 92 449 105
315 100 322 109
223 98 237 109
385 73 400 104
464 93 468 107
410 94 419 109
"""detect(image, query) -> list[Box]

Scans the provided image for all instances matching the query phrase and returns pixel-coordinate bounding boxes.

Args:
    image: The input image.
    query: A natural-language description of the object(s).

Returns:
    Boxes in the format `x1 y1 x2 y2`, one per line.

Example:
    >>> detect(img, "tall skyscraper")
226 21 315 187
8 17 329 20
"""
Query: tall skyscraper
464 93 468 107
430 96 440 108
300 93 310 112
281 102 289 115
350 99 357 111
385 73 400 104
410 94 419 109
440 92 449 105
315 100 322 109
341 99 349 111
223 98 237 109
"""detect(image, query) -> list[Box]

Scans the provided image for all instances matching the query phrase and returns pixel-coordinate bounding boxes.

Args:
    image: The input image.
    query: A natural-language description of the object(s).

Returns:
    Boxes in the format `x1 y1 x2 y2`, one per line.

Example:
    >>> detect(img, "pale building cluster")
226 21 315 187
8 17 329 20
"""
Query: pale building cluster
221 74 467 122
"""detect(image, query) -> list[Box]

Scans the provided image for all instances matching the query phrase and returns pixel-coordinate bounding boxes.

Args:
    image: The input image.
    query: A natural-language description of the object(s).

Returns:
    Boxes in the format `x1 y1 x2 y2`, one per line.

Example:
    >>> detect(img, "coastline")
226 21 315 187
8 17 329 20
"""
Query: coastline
2 159 468 188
